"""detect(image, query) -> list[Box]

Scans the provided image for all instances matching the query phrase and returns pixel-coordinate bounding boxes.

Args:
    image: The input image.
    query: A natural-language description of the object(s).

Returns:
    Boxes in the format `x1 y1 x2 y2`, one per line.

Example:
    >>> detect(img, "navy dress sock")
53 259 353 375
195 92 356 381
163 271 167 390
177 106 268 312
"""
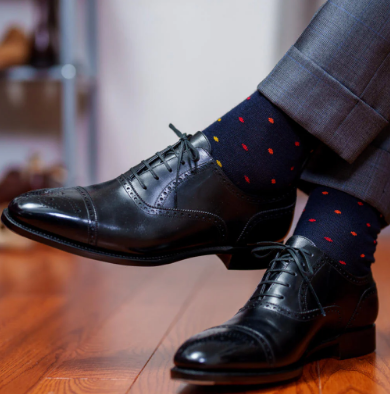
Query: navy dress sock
294 186 382 276
203 91 313 193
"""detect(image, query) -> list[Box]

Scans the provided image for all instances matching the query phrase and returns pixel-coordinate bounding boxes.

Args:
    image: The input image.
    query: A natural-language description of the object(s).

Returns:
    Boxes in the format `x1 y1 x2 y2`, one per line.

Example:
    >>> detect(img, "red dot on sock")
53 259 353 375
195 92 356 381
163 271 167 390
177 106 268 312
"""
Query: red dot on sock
358 202 364 206
271 179 276 184
361 254 365 258
295 141 300 147
239 117 244 123
351 232 357 236
290 166 294 171
244 176 250 183
322 191 329 195
334 210 342 214
268 148 274 155
242 143 248 151
324 237 333 242
339 261 347 265
247 97 251 100
374 240 377 244
268 118 274 124
309 219 316 222
367 223 371 227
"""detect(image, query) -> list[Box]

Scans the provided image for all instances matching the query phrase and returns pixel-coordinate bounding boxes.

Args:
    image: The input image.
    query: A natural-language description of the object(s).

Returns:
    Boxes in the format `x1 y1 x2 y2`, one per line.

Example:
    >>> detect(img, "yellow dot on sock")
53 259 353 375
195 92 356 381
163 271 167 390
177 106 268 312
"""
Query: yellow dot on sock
218 118 222 122
214 136 219 142
216 160 222 167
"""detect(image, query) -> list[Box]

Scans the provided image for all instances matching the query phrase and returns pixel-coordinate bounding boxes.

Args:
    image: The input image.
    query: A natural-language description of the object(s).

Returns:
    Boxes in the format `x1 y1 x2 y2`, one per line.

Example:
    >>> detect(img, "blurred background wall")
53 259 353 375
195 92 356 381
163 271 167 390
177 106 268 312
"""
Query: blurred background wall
97 0 325 180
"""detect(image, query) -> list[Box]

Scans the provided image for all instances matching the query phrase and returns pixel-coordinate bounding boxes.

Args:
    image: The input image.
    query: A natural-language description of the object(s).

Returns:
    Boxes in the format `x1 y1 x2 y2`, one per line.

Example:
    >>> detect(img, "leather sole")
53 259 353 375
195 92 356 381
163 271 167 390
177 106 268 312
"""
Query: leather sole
170 325 376 385
1 208 270 270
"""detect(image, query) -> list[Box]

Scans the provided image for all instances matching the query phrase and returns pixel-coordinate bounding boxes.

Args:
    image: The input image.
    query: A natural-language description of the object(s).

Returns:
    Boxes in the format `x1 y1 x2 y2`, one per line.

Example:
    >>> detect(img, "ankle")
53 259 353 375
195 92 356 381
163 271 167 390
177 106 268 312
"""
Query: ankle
203 91 314 194
294 186 381 276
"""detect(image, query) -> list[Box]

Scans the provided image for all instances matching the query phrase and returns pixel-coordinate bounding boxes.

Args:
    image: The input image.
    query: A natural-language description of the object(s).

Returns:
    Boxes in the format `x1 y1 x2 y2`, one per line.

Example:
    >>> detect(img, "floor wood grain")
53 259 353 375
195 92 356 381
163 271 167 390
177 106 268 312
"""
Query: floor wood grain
0 238 389 394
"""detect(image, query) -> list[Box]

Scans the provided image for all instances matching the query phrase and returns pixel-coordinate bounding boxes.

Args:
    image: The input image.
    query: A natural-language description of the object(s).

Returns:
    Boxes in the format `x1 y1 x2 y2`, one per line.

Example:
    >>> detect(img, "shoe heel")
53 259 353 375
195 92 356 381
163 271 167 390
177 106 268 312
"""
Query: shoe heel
337 325 376 360
217 248 274 270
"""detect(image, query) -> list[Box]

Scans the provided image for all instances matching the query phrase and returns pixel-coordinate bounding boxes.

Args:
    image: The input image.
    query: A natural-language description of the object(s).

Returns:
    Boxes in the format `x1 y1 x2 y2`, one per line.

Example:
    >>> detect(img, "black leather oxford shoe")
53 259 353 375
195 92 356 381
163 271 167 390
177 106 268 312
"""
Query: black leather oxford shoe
172 235 378 385
1 125 295 269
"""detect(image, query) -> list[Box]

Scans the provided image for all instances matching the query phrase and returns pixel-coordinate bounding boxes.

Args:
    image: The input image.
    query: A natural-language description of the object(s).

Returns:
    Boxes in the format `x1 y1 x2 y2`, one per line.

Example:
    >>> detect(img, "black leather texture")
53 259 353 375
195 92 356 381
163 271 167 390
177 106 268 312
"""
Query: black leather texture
2 132 296 267
173 236 378 383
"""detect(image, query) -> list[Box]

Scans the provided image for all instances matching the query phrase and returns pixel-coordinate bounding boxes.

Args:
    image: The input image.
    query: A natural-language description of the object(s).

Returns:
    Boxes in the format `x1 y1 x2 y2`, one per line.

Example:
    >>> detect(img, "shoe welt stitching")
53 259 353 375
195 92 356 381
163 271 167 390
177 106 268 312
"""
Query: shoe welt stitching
4 208 234 261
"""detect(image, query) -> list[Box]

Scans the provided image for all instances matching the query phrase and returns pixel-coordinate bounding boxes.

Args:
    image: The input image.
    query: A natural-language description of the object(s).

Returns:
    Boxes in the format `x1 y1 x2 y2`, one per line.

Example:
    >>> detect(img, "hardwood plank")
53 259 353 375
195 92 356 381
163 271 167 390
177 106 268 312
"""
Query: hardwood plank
45 258 213 383
29 378 131 394
0 247 166 394
129 265 321 394
0 295 65 350
0 245 78 296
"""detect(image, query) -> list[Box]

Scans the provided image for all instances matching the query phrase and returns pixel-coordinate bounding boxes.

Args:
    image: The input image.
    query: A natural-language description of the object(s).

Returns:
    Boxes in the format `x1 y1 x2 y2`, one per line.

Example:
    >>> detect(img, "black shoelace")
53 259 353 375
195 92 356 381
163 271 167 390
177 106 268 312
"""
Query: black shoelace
130 124 200 207
251 242 326 316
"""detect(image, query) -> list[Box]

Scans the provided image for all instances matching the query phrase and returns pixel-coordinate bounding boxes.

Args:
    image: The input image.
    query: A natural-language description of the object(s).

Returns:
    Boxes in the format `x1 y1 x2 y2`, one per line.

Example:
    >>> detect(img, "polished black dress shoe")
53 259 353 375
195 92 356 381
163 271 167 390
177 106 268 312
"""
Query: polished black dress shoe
172 235 378 385
1 125 296 268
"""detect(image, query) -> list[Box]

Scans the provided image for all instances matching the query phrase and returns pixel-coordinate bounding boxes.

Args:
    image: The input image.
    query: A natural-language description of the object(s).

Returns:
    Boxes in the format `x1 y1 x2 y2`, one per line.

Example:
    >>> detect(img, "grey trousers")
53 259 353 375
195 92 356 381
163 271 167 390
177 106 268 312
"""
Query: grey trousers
258 0 390 224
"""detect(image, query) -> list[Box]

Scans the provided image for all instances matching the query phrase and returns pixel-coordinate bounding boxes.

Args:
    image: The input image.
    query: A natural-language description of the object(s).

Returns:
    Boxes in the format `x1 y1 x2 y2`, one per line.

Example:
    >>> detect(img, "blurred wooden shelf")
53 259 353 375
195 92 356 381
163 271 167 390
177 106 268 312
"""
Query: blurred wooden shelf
0 65 95 84
0 0 99 187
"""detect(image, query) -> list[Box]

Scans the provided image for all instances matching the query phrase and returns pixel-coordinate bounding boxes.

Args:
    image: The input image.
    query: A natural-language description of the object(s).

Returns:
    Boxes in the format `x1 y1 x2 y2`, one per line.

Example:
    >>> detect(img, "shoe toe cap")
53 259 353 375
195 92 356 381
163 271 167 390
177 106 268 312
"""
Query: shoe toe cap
8 187 92 245
174 326 271 370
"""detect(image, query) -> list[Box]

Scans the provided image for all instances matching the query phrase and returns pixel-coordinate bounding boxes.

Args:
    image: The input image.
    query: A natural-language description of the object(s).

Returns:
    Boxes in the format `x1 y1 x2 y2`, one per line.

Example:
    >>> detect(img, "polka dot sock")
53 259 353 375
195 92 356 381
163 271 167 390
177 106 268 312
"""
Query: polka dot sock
202 91 313 193
294 186 382 276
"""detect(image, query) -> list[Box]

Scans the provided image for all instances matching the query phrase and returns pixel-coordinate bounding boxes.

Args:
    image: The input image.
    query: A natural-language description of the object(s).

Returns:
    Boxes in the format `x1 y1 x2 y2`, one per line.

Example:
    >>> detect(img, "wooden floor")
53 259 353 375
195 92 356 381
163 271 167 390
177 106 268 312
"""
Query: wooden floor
0 239 390 394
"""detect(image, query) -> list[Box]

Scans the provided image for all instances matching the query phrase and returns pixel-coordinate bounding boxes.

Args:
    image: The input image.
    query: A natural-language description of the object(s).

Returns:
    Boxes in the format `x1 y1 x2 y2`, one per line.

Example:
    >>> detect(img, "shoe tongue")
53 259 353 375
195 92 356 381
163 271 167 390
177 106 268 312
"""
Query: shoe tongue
188 131 211 153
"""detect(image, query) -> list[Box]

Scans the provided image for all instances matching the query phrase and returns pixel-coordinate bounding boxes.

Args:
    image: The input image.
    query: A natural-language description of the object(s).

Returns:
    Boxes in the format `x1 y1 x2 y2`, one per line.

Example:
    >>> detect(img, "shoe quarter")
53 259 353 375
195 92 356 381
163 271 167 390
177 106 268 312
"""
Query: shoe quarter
304 256 374 327
159 155 295 244
114 174 228 251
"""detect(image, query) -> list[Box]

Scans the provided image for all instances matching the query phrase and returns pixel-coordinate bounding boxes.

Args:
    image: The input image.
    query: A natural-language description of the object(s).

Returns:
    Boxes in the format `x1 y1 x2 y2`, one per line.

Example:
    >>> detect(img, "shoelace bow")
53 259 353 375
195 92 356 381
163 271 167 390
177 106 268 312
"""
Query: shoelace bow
130 124 200 207
251 242 326 316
